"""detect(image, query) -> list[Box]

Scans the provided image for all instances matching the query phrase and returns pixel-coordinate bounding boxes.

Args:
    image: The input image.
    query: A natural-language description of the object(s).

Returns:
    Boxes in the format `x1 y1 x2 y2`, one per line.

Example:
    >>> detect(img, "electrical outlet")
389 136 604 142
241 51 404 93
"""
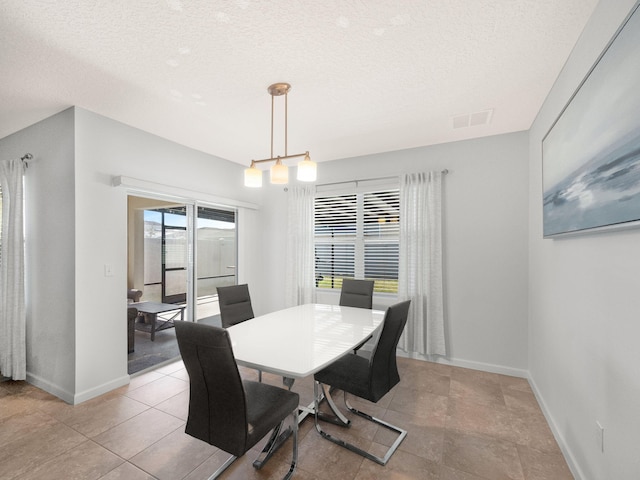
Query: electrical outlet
596 421 604 453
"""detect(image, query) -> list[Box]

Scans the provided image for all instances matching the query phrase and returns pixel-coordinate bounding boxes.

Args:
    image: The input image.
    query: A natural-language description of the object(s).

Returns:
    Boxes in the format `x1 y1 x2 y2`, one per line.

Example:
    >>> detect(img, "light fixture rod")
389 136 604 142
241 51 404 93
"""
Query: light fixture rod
245 83 315 187
250 151 310 165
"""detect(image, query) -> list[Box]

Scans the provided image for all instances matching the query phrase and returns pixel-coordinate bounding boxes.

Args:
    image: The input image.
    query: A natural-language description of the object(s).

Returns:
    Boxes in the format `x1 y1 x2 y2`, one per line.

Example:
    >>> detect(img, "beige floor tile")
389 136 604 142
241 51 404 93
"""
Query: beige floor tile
0 410 59 448
181 447 302 480
154 388 189 420
98 462 157 480
354 444 440 480
450 367 503 386
1 390 58 420
92 409 184 459
16 439 123 480
154 360 184 375
443 431 524 480
56 395 150 438
181 450 230 480
0 422 87 480
450 377 506 408
517 445 574 480
169 367 190 381
0 357 573 480
439 464 490 480
498 374 533 394
296 425 365 479
510 410 560 454
446 396 519 443
398 356 453 377
378 409 445 463
387 385 449 425
116 371 165 394
130 428 217 480
124 375 189 406
503 388 544 416
398 365 452 396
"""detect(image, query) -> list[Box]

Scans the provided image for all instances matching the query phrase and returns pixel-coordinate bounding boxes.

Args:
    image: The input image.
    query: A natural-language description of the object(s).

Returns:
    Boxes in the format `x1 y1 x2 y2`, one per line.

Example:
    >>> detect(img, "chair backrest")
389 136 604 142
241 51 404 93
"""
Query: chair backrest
174 321 249 456
217 284 255 328
339 279 374 309
368 300 411 402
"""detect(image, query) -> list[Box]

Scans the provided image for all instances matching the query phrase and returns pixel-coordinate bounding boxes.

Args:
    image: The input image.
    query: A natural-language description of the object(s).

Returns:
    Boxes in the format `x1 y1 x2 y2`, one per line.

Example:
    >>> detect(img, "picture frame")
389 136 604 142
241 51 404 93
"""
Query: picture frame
542 2 640 238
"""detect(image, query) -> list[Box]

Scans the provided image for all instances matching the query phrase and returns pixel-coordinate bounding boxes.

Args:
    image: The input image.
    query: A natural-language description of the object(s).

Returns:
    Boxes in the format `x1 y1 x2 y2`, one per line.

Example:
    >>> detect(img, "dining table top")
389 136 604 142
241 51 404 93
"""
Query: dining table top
226 303 386 379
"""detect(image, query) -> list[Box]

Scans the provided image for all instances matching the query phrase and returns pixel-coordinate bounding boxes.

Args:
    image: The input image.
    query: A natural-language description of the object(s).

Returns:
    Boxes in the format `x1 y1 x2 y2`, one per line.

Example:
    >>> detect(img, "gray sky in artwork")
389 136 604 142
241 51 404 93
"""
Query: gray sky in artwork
543 8 640 191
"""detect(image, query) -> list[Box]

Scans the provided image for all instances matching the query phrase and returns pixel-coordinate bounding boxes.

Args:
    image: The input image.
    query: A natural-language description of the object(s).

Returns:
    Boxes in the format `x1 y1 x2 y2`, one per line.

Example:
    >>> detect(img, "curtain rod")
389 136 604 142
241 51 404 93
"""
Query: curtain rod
21 153 33 167
316 169 449 188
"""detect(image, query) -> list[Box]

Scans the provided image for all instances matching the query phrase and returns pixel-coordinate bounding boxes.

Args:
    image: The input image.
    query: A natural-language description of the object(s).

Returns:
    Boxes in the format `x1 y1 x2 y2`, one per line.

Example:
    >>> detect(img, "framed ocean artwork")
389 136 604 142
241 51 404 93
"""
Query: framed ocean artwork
542 2 640 237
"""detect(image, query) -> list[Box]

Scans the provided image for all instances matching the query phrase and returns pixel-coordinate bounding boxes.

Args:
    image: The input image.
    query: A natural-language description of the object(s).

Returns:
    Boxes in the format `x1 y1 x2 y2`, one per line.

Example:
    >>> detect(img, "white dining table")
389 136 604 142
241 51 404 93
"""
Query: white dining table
226 303 385 379
226 303 386 469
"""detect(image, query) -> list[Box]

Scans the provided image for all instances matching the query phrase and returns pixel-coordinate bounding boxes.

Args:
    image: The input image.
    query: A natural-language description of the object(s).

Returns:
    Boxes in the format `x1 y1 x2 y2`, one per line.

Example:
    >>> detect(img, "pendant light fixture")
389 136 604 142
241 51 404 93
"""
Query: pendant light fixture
244 83 316 187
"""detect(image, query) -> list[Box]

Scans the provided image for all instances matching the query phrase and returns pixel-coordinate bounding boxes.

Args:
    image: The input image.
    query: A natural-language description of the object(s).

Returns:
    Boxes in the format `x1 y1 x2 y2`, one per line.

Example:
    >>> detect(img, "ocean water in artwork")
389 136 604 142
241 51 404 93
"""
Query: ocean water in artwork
543 130 640 236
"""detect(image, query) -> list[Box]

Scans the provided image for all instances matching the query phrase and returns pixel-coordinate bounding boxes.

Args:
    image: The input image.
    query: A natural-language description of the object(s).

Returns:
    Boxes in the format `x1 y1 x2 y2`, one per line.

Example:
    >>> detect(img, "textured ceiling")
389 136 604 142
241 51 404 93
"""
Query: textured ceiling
0 0 598 165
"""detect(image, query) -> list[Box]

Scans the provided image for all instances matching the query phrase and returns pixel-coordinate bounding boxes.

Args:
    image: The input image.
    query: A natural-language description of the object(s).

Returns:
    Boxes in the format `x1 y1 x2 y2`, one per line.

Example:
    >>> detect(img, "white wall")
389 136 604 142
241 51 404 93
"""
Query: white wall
528 1 640 479
1 107 265 403
0 108 77 399
260 131 530 374
71 108 264 402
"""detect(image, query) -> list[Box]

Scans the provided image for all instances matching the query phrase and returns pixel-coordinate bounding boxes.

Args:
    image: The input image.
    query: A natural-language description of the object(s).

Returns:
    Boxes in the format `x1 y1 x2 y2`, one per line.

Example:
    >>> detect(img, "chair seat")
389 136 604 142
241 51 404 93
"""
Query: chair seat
315 353 372 400
244 380 300 445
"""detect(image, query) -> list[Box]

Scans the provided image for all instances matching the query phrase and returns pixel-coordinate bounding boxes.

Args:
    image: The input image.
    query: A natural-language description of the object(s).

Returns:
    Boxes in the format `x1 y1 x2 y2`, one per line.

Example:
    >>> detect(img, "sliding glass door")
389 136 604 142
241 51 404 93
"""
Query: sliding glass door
194 206 237 322
141 206 190 305
161 207 188 304
129 195 237 322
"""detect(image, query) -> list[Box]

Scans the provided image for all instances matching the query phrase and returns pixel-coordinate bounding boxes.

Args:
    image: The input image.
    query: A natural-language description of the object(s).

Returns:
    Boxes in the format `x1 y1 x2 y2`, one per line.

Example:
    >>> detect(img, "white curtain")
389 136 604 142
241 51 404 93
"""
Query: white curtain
0 159 26 380
398 171 446 357
284 185 316 307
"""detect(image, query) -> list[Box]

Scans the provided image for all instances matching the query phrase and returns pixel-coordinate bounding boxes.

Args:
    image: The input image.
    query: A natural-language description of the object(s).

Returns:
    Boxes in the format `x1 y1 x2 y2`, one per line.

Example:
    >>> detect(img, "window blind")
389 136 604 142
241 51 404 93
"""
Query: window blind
314 189 399 293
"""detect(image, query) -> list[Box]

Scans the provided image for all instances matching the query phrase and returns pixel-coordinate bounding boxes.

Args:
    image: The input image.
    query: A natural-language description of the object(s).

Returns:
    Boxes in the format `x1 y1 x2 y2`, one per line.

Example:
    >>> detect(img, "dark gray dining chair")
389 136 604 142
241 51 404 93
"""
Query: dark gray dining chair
216 283 264 381
339 279 374 309
339 279 375 352
217 283 255 328
313 299 411 465
175 321 299 480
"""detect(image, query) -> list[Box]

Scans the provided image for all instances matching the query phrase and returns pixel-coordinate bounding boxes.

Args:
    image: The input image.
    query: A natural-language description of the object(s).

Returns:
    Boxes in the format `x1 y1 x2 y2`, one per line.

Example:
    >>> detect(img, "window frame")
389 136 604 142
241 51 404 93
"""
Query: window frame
314 181 400 295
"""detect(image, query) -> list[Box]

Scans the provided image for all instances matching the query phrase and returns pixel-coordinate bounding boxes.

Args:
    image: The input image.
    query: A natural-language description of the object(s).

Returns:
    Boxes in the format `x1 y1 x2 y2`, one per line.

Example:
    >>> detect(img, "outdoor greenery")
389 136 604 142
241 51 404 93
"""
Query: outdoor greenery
317 276 398 294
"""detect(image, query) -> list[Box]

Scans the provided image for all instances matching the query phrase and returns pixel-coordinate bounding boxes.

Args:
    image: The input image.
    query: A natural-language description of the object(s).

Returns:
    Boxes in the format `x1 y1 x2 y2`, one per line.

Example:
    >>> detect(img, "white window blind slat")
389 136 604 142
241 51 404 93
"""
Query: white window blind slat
314 188 399 293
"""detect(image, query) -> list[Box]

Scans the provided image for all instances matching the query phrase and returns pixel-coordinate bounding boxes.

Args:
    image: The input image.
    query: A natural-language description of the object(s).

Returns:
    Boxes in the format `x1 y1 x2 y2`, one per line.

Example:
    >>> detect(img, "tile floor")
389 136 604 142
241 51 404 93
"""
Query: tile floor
0 357 574 480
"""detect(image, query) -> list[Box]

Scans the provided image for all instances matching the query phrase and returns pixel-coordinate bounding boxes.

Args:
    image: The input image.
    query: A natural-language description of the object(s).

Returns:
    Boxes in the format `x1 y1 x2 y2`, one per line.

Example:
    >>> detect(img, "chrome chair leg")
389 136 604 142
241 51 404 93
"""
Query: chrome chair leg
313 382 407 466
253 409 299 479
205 454 237 480
318 382 350 426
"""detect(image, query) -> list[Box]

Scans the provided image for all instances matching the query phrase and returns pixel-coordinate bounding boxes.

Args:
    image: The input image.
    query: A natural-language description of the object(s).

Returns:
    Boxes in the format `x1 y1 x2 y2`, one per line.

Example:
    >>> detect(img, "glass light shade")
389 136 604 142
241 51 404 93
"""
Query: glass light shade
297 155 317 182
244 166 263 187
270 162 289 184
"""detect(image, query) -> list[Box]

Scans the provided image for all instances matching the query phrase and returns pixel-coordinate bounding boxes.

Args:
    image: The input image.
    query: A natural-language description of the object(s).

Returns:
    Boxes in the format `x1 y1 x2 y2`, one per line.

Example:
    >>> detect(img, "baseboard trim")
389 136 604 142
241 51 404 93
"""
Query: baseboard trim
26 372 75 404
26 371 131 405
73 375 131 405
396 350 529 378
528 375 586 480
